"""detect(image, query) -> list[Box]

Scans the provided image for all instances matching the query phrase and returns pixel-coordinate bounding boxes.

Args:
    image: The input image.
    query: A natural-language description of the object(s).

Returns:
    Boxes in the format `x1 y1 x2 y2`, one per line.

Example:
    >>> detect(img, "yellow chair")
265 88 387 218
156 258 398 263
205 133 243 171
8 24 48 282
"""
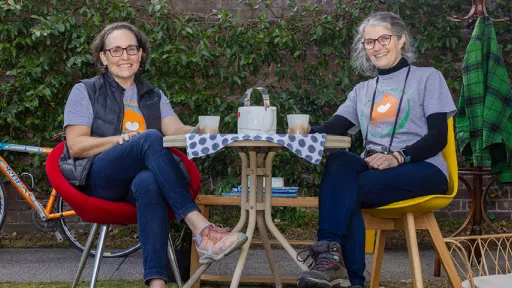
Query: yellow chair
362 117 462 288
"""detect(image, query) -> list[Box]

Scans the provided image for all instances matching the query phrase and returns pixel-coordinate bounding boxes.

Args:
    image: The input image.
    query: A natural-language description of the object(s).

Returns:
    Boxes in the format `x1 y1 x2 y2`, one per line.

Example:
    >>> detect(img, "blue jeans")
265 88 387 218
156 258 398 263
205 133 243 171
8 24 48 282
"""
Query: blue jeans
84 129 200 284
317 150 448 286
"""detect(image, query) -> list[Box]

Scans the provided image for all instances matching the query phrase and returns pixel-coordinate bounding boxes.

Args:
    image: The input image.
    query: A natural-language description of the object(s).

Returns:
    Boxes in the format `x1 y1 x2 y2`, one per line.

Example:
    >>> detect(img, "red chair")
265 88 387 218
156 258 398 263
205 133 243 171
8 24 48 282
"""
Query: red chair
46 142 200 288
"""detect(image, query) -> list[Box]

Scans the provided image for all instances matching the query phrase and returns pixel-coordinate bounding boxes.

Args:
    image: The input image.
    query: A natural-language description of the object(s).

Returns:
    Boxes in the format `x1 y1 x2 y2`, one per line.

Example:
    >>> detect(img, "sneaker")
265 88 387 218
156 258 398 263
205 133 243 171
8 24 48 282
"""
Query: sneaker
297 241 351 288
196 224 248 264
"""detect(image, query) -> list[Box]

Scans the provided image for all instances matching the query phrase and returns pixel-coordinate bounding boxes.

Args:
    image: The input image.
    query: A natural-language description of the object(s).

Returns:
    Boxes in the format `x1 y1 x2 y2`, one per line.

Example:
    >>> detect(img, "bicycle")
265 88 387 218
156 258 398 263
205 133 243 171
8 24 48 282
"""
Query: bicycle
0 139 140 258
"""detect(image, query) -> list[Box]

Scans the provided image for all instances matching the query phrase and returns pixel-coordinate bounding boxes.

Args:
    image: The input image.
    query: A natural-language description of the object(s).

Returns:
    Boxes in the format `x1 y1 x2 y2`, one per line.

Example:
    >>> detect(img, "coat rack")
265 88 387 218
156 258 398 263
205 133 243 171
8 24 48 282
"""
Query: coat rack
434 0 509 278
448 0 510 22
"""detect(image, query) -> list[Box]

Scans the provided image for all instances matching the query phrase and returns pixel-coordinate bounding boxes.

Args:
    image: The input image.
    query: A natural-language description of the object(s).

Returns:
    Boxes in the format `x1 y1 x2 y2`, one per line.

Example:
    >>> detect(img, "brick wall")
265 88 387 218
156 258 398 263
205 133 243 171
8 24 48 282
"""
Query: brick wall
169 0 337 17
434 175 512 221
2 183 35 233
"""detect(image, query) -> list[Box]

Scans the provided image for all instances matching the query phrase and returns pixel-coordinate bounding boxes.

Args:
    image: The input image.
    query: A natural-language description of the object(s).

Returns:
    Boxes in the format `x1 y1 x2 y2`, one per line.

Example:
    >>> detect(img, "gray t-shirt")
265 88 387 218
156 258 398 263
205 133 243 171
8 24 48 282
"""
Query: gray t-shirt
64 83 176 133
335 66 456 178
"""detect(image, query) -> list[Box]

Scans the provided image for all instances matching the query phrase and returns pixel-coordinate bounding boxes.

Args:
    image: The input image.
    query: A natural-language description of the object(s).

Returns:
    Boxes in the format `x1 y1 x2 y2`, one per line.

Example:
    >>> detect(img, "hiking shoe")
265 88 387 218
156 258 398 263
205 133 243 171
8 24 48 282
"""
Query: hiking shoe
297 241 351 288
196 224 248 264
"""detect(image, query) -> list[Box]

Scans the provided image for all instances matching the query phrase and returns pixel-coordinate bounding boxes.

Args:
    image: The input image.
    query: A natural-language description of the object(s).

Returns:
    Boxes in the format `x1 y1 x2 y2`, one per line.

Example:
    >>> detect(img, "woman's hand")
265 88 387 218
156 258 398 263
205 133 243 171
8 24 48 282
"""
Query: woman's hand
364 153 401 170
193 123 205 134
193 123 220 134
119 131 138 145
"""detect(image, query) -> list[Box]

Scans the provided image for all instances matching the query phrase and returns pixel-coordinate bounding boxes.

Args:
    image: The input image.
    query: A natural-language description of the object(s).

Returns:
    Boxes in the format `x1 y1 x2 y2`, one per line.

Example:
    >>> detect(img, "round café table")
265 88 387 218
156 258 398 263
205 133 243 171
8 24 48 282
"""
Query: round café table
163 134 350 288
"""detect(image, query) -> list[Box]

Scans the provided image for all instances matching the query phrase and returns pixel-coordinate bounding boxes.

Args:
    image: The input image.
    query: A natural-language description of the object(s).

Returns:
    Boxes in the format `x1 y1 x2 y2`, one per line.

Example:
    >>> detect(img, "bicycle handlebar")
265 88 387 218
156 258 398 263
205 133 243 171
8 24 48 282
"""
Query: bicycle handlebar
51 132 66 142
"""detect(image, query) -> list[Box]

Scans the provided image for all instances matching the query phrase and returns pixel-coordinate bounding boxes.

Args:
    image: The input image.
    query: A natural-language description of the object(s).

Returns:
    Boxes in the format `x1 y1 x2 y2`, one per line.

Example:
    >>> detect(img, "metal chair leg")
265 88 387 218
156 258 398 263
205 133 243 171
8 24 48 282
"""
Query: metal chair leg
89 224 109 288
168 235 183 288
183 264 211 288
72 223 100 288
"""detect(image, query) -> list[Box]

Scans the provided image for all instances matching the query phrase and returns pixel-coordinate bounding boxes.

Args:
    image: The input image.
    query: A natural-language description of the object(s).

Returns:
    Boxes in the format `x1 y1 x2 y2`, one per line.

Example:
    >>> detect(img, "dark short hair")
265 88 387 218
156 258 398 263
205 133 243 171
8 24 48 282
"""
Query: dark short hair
91 22 149 73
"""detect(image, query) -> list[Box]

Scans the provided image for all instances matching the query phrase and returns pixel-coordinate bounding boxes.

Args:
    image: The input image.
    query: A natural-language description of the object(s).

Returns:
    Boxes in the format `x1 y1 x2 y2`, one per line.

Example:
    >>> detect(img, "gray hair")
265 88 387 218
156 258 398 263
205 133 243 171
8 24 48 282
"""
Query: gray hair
350 11 416 76
91 22 150 73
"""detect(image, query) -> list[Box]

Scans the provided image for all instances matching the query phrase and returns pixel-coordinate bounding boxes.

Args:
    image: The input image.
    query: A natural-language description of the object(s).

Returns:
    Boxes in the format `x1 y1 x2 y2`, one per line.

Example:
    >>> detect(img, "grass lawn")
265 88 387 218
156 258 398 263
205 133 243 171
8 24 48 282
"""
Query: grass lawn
0 280 452 288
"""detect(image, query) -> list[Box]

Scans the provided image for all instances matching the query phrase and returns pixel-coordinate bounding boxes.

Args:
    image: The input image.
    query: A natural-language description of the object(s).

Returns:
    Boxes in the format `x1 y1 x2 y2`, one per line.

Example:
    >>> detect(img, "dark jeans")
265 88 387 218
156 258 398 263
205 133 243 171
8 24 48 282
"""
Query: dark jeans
84 129 200 284
317 150 448 286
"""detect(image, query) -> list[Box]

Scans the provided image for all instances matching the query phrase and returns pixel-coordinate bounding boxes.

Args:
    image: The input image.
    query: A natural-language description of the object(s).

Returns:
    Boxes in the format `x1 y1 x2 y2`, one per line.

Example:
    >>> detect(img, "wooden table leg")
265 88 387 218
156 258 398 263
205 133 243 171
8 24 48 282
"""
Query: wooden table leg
230 149 258 288
262 150 309 271
257 212 282 287
232 148 248 233
188 204 208 288
255 153 282 288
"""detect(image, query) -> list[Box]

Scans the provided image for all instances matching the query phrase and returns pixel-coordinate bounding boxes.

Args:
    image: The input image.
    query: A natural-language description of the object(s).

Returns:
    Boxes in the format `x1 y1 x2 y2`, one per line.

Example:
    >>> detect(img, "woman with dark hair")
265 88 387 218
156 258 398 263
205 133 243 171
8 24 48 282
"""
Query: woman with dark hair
297 12 456 288
61 22 247 288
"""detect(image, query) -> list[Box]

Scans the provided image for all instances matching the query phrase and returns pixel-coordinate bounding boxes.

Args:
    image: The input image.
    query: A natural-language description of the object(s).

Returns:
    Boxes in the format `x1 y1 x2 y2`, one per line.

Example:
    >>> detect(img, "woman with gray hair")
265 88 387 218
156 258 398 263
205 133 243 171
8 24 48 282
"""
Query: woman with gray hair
61 22 247 288
297 12 456 288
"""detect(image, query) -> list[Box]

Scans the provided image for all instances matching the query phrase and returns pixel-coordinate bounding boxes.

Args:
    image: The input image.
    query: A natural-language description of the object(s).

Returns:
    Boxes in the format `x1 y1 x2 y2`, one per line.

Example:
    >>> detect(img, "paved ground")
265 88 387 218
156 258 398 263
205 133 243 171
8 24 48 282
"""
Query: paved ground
0 248 448 283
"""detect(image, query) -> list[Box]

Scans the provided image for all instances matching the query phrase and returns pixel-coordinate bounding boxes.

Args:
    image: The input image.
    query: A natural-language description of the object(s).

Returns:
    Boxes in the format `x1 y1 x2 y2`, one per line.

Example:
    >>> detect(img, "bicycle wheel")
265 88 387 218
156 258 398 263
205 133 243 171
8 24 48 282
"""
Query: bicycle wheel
0 181 6 231
56 196 141 258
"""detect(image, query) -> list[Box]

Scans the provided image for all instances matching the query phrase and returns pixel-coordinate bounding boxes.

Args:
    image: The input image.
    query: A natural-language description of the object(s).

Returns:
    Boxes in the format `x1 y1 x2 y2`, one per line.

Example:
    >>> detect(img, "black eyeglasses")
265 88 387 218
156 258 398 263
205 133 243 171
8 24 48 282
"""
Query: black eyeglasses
361 34 401 50
103 45 140 57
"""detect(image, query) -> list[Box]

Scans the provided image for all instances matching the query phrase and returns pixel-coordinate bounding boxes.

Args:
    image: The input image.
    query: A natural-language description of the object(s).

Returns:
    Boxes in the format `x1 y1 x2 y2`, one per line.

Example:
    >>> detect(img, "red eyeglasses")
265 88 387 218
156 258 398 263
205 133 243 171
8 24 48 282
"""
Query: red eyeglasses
361 34 401 50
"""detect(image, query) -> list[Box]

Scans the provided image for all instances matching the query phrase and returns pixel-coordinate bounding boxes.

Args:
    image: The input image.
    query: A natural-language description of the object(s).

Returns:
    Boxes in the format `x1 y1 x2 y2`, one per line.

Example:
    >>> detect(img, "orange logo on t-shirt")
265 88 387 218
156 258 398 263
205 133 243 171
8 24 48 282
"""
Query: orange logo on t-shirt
371 93 398 126
122 108 146 133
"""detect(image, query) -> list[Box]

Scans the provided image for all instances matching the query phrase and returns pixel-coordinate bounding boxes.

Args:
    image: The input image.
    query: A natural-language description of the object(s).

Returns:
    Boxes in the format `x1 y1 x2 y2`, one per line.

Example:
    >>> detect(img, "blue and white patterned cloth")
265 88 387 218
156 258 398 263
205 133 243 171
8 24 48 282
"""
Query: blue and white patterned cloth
185 133 327 164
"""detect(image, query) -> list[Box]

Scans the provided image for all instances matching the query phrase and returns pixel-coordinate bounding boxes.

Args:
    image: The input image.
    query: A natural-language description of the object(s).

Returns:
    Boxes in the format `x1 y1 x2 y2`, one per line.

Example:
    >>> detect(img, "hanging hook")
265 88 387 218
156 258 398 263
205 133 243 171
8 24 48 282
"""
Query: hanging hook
448 0 510 22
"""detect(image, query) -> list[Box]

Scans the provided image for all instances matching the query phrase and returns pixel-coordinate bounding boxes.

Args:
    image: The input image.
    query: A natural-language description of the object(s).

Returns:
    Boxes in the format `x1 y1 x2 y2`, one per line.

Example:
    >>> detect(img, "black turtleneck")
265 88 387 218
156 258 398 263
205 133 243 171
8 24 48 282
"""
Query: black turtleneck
310 58 448 164
377 57 409 75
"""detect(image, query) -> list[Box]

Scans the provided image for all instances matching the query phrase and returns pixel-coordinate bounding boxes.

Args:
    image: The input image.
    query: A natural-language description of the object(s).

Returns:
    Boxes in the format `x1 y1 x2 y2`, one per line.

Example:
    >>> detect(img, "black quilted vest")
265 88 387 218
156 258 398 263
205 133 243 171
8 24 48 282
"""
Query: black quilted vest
58 72 165 186
79 72 162 136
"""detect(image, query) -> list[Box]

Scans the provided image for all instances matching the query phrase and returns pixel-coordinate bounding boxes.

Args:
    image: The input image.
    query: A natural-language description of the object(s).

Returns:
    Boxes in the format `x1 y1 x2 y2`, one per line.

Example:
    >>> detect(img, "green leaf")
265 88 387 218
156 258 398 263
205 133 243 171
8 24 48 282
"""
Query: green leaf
232 76 241 86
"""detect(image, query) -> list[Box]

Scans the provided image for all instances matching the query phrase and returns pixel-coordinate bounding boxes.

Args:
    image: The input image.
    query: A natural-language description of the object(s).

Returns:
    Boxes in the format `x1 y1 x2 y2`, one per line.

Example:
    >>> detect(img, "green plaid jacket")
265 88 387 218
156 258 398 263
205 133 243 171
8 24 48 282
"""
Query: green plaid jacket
456 16 512 183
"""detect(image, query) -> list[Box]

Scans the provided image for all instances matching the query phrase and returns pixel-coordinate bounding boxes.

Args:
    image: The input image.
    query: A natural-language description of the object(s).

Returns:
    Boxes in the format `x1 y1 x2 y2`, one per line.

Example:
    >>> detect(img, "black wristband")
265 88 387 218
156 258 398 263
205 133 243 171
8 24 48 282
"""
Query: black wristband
398 149 411 163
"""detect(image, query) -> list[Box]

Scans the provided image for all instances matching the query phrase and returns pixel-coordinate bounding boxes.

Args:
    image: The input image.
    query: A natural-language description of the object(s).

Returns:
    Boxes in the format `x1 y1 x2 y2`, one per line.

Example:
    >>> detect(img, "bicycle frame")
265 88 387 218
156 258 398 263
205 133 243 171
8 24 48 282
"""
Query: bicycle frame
0 142 75 221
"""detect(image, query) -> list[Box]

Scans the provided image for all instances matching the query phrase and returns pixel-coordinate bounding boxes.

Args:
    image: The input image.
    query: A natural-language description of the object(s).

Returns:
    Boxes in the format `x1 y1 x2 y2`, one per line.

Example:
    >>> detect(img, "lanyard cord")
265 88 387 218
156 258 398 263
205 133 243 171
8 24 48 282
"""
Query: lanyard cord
363 66 411 153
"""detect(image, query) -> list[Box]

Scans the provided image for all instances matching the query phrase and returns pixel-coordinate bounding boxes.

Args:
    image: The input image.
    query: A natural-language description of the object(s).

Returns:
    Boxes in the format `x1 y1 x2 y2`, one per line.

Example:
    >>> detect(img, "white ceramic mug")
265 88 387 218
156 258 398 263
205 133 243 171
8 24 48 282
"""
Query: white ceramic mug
199 116 220 134
287 114 309 134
